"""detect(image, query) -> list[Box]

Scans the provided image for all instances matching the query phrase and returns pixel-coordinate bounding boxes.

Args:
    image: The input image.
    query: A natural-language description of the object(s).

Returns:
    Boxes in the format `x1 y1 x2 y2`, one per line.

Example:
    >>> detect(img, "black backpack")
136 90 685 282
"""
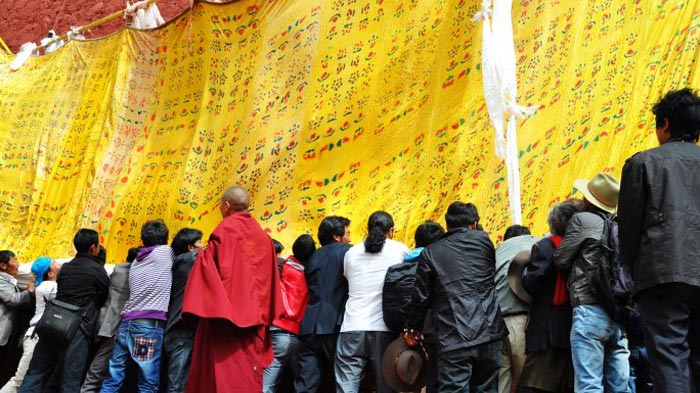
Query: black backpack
382 262 418 332
588 214 634 324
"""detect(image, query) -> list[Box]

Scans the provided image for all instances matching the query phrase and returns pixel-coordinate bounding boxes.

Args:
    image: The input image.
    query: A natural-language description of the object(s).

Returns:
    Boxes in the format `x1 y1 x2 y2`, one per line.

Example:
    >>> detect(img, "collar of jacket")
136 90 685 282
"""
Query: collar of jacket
75 252 103 265
0 271 18 287
443 227 471 237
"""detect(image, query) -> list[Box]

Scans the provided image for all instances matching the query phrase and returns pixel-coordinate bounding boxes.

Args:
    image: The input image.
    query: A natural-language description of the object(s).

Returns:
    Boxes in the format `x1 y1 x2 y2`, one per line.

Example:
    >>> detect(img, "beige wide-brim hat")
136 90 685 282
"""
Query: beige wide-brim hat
507 250 533 304
573 172 620 214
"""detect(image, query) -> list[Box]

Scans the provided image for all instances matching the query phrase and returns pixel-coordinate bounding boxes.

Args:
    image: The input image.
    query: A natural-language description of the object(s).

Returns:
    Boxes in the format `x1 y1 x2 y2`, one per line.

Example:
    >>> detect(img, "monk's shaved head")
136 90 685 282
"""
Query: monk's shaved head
220 186 250 217
222 186 250 211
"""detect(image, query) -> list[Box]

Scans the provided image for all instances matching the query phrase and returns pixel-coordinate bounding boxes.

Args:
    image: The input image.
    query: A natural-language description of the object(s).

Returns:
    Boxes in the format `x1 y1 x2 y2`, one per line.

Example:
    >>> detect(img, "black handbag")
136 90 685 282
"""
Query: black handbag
34 299 85 345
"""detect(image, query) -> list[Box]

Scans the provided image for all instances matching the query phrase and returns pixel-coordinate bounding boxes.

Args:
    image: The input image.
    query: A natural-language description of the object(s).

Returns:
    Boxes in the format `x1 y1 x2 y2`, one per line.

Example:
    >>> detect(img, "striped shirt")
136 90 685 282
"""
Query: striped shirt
121 245 174 321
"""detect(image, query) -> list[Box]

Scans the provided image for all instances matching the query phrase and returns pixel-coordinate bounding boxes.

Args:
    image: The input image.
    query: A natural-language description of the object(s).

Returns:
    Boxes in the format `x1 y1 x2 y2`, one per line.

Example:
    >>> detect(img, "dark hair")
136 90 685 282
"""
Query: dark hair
0 250 15 266
364 211 394 254
317 216 351 246
42 269 51 282
97 245 107 265
272 239 284 255
141 219 169 247
126 247 140 263
503 225 531 241
548 203 581 236
73 229 99 253
445 202 479 229
652 88 700 142
171 228 203 256
414 221 445 248
292 234 316 263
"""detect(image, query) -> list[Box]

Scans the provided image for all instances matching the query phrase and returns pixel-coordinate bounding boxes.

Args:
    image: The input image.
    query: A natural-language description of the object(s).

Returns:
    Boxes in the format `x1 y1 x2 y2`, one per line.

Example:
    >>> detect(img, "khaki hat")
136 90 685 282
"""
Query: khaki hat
573 172 620 214
507 250 532 304
382 336 425 392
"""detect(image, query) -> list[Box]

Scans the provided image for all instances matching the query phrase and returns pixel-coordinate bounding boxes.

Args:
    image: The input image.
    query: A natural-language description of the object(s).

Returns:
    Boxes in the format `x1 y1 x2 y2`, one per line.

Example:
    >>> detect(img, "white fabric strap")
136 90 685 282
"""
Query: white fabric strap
474 0 537 224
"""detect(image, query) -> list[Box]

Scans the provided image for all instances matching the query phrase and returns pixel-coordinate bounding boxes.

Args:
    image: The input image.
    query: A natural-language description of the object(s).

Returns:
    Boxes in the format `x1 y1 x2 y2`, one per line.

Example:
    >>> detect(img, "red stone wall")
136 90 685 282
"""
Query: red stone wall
0 0 192 53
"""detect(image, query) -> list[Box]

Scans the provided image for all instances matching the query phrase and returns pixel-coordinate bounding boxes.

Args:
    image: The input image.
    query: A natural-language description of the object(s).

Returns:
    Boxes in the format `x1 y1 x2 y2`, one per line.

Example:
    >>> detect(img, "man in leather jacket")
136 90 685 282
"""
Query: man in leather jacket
406 202 507 393
618 88 700 393
554 173 629 393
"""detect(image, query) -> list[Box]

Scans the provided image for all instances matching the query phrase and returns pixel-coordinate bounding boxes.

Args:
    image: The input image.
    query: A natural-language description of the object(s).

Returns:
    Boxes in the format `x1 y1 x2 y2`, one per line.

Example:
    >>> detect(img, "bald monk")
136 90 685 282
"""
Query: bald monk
182 186 284 392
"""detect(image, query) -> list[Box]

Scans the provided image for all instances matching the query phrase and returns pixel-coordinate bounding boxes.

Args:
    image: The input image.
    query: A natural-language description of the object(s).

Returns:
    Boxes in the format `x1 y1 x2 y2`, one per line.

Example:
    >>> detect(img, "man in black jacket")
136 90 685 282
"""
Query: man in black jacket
618 88 700 393
294 216 352 393
164 228 203 393
20 229 110 393
406 202 507 393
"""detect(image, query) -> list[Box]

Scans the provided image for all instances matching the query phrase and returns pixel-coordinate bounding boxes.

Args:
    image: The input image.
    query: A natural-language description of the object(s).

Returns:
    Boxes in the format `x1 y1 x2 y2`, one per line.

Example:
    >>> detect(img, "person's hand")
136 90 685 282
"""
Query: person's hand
403 329 423 347
26 282 35 293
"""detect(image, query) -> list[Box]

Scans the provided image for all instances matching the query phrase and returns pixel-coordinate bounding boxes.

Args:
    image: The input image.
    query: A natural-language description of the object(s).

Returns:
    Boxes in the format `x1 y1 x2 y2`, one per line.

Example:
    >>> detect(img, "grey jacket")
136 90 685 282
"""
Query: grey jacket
0 272 31 346
495 235 539 315
619 141 700 294
96 263 131 338
553 211 607 307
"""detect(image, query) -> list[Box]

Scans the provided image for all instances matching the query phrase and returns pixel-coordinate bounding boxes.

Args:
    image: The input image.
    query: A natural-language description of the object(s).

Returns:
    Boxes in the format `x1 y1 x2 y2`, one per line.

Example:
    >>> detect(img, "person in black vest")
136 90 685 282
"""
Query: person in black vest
294 216 352 393
519 202 580 392
618 88 700 393
405 202 507 393
20 229 110 393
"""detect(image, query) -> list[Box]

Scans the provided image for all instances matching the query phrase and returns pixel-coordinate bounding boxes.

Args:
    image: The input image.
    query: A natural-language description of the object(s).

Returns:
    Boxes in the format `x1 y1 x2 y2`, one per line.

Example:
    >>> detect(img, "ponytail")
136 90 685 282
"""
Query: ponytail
363 211 394 254
364 226 387 253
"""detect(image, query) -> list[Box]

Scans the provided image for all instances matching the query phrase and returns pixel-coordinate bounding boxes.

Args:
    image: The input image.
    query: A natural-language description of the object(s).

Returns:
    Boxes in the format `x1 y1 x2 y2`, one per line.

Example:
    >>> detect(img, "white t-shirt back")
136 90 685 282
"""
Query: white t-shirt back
341 238 409 332
27 280 58 336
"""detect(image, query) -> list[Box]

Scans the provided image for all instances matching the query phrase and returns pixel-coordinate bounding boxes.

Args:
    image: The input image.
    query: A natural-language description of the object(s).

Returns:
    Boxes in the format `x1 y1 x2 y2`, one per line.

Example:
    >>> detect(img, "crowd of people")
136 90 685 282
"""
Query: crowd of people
0 88 699 393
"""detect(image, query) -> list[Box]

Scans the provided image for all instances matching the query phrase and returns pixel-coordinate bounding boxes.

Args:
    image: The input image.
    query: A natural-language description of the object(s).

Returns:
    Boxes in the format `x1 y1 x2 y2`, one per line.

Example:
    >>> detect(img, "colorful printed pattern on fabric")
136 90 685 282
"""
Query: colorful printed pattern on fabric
1 0 699 263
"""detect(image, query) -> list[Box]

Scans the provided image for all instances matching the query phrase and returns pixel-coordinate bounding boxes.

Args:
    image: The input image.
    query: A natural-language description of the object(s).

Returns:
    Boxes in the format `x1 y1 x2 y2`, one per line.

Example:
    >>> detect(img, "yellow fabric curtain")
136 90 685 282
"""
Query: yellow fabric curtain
1 0 699 263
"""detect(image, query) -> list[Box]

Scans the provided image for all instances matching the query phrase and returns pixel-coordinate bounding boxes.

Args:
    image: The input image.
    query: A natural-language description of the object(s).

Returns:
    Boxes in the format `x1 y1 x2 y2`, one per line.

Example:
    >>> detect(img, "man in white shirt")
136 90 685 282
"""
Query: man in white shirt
334 211 409 393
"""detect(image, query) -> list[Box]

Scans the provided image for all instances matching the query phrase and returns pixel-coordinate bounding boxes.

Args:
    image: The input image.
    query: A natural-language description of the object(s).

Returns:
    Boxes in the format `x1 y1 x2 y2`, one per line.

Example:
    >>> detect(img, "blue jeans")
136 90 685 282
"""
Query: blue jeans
163 325 195 393
100 320 164 393
571 305 630 393
263 329 300 393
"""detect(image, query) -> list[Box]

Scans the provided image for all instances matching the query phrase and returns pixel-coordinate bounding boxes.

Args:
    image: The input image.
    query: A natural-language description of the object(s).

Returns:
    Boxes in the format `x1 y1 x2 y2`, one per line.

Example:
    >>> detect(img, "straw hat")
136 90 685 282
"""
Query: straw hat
573 172 620 214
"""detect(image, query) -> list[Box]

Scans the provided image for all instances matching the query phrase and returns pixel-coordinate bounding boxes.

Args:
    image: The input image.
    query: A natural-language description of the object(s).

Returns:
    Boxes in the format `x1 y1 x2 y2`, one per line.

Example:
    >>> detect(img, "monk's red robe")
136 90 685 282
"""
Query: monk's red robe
182 211 284 393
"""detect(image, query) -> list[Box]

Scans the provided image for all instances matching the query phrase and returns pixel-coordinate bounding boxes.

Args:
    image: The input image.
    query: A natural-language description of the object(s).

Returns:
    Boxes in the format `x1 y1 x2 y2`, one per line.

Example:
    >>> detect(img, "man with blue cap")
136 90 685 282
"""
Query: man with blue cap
1 257 60 393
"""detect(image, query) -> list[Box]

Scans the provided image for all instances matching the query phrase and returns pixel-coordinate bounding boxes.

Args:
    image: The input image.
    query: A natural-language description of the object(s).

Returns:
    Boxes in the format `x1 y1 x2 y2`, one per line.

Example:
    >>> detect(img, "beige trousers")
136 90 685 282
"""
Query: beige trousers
498 314 528 393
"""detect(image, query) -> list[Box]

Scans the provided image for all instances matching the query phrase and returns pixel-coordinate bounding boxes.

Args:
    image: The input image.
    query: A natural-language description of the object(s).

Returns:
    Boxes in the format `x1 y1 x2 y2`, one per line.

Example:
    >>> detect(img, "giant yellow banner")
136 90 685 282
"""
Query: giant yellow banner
1 0 699 263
